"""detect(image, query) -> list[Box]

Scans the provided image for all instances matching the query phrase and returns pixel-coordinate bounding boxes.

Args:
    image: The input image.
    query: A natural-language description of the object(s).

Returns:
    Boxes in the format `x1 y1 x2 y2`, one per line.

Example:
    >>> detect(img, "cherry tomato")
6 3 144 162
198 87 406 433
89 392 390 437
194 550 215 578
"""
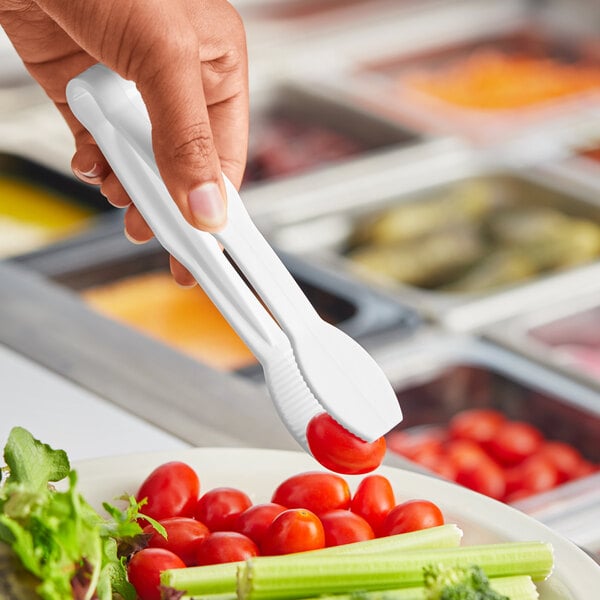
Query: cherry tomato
408 444 445 472
537 441 584 483
448 409 506 448
350 474 395 535
386 428 446 461
142 517 210 566
234 502 287 547
306 412 387 475
271 471 351 516
194 531 259 566
505 455 559 496
444 439 490 471
379 500 444 536
454 456 506 500
127 548 185 600
261 508 325 555
428 456 458 482
320 509 374 546
487 421 543 466
136 461 200 521
195 487 252 531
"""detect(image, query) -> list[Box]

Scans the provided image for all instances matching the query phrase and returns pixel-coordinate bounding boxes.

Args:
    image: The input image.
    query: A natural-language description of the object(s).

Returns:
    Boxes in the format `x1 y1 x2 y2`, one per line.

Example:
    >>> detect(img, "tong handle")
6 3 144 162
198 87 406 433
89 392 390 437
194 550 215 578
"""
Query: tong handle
66 64 287 362
217 187 322 343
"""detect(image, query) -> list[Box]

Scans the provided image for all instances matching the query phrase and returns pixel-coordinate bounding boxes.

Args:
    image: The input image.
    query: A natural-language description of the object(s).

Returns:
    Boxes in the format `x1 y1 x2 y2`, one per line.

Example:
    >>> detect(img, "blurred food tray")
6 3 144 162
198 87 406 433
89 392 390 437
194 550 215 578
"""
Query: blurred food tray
371 330 600 555
12 231 420 373
242 82 424 190
484 290 600 395
0 153 121 259
321 0 600 144
0 260 298 451
253 144 600 331
236 0 431 56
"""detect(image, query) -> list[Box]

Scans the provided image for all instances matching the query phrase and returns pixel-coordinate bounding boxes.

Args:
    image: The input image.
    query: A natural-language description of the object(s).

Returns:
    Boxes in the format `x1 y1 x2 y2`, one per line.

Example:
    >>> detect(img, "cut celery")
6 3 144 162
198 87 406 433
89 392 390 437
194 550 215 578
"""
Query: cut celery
306 523 463 557
290 575 539 600
164 562 244 595
163 524 463 594
179 575 539 600
180 595 237 600
237 541 553 600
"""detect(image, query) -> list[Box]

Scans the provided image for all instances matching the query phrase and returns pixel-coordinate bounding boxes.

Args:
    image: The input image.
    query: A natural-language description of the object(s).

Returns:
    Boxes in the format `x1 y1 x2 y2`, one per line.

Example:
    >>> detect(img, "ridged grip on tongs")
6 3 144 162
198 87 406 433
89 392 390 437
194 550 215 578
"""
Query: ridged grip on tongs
66 64 402 448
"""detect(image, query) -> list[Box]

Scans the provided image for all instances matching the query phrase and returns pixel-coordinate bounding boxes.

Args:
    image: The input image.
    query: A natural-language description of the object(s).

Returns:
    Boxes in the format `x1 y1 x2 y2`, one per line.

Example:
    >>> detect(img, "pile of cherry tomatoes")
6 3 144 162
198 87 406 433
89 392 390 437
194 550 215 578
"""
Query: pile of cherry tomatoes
127 462 444 600
387 408 598 503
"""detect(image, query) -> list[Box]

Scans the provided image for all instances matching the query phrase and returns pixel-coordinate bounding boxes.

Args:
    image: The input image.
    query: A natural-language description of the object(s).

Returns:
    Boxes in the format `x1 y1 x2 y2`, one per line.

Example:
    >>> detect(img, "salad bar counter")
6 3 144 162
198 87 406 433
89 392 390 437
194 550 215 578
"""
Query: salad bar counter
1 0 600 596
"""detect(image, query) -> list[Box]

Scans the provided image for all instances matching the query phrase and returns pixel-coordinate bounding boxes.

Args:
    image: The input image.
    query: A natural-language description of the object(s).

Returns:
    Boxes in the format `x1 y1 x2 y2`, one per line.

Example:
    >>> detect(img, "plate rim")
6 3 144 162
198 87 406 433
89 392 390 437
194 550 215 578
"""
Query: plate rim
73 446 600 599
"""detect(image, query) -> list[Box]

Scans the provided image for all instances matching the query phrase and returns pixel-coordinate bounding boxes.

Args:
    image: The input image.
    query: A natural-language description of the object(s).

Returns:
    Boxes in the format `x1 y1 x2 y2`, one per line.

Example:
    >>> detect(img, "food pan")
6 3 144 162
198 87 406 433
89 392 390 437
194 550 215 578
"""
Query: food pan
0 152 119 259
370 330 600 555
326 0 600 143
241 81 422 189
259 148 600 331
14 231 420 373
0 260 297 452
484 290 600 394
237 0 411 56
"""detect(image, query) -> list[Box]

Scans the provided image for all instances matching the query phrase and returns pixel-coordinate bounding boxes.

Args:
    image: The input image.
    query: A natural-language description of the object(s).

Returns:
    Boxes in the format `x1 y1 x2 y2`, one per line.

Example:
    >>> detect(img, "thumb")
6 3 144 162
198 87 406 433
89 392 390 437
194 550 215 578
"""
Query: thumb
137 57 227 232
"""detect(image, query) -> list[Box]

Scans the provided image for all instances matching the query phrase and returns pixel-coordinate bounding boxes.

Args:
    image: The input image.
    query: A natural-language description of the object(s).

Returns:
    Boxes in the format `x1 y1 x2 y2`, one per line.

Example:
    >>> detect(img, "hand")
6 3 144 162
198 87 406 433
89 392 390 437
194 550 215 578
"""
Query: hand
0 0 249 285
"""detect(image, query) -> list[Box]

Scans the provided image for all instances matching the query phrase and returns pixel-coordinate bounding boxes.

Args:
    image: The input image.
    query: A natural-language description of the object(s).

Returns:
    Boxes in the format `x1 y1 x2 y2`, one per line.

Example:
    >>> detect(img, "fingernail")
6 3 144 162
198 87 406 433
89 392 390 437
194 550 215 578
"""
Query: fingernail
188 182 226 228
176 280 197 289
74 163 102 180
123 228 145 245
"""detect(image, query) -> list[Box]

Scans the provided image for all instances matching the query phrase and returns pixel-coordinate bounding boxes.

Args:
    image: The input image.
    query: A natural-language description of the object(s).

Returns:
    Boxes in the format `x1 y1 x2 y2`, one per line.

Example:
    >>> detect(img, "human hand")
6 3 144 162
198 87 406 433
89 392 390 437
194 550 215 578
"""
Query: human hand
0 0 249 285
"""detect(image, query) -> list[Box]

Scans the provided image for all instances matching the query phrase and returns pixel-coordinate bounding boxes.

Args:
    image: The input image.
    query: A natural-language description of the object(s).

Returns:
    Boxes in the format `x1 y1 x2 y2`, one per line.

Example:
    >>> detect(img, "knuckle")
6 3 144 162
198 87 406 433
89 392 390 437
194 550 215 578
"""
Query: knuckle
206 48 244 76
171 123 215 166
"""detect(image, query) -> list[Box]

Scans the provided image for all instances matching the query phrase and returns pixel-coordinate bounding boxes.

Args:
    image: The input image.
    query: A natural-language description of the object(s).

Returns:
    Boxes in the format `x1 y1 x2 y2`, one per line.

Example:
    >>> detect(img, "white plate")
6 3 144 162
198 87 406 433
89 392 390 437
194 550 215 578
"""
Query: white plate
74 447 600 599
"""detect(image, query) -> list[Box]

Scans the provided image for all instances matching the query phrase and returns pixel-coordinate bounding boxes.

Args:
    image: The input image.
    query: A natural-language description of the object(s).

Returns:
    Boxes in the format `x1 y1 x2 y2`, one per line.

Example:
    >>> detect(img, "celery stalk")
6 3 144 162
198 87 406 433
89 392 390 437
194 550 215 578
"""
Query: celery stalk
164 562 243 595
237 541 553 600
179 575 539 600
163 524 462 594
305 523 463 557
291 575 539 600
180 595 237 600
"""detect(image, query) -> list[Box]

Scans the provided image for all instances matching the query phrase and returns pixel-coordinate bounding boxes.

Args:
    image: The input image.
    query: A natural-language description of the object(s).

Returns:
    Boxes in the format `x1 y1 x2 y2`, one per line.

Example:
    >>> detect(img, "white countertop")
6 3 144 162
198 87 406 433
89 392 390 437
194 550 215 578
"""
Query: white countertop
0 343 190 462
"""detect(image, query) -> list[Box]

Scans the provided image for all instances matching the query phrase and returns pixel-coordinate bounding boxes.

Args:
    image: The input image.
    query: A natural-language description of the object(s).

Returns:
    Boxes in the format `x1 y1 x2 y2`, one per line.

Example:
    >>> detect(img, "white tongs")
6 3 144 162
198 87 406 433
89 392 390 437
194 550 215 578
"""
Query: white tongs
66 64 402 451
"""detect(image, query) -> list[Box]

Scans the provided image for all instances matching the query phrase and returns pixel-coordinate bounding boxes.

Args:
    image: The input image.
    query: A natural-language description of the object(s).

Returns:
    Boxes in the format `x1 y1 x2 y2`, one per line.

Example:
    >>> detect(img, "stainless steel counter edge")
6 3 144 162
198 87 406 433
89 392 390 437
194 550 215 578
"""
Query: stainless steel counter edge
0 261 299 452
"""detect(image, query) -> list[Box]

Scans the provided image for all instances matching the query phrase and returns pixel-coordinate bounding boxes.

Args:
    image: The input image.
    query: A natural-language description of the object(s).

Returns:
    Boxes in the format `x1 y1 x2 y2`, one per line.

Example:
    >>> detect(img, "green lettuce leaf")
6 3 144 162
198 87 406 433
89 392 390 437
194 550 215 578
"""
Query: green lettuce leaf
0 427 144 599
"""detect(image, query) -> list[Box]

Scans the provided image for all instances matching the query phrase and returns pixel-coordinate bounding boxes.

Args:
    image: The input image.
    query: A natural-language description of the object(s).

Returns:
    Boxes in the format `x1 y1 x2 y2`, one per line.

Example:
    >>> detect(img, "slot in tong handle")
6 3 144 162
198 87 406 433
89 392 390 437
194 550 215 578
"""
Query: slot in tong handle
66 64 287 363
67 64 402 445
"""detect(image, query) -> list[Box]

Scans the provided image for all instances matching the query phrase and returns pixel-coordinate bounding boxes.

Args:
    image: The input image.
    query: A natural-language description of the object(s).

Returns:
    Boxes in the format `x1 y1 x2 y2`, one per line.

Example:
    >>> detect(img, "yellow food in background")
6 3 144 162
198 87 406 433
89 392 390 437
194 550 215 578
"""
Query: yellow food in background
403 50 600 110
0 177 95 257
83 272 257 371
346 181 600 294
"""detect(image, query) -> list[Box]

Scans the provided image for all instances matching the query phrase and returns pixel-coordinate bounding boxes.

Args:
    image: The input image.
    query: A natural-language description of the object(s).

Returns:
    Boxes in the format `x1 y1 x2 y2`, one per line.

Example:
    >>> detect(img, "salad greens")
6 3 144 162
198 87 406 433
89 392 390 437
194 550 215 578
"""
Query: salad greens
0 426 160 600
